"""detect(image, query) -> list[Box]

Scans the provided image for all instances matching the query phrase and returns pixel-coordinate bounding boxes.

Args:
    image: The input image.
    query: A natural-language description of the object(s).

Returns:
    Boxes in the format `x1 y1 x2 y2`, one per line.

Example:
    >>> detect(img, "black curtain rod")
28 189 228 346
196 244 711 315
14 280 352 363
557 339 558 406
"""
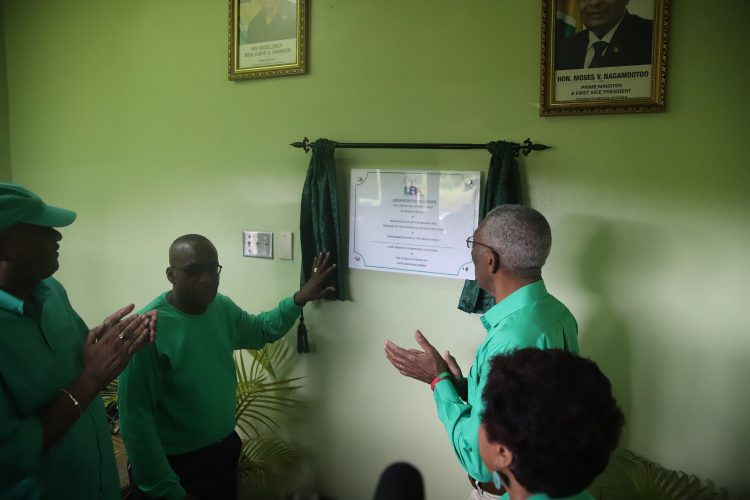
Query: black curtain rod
290 137 550 157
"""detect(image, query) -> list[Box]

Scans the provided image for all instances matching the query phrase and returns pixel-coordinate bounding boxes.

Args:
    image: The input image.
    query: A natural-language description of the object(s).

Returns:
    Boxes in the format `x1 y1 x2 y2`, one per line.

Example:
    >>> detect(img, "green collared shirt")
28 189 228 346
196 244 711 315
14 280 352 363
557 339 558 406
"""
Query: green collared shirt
118 292 302 500
0 287 25 315
434 280 579 483
0 278 120 500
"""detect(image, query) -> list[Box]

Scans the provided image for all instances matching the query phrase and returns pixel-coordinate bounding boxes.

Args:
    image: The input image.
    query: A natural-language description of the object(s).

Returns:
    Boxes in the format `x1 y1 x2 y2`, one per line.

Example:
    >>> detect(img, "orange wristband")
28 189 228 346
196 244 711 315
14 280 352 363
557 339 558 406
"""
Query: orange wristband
431 372 451 391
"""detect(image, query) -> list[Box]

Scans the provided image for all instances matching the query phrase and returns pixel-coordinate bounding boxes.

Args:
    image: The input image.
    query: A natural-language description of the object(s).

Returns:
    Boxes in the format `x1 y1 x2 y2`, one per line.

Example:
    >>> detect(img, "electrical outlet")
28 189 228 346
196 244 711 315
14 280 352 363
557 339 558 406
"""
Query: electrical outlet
278 232 293 260
243 231 273 259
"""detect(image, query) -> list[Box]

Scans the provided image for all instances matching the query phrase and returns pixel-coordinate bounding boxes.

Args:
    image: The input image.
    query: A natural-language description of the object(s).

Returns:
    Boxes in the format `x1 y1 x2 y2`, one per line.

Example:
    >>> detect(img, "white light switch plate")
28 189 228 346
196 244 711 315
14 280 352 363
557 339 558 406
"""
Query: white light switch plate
278 232 294 260
243 231 273 259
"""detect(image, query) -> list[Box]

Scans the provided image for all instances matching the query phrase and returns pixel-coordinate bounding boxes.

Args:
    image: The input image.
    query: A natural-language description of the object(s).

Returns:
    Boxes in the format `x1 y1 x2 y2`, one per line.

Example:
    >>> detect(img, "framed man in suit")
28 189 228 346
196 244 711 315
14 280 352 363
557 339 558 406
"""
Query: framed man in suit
229 0 307 80
241 0 297 45
555 0 653 70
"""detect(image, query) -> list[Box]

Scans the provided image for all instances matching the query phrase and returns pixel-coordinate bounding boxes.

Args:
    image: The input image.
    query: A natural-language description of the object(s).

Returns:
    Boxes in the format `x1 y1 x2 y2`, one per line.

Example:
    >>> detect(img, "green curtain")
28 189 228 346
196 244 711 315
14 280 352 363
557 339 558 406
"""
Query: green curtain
299 138 346 300
457 141 523 314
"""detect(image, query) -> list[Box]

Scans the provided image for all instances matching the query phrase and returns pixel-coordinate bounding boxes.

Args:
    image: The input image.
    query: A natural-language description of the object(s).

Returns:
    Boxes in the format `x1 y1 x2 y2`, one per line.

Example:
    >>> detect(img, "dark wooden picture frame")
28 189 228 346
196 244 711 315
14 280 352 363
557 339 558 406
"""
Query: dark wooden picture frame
540 0 669 116
228 0 308 80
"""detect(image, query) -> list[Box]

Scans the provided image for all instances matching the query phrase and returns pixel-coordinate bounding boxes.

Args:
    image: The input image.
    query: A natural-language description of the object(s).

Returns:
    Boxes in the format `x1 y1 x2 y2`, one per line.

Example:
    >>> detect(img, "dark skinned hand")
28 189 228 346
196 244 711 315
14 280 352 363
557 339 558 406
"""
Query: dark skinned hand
294 251 337 306
82 304 156 390
384 330 450 384
443 349 468 399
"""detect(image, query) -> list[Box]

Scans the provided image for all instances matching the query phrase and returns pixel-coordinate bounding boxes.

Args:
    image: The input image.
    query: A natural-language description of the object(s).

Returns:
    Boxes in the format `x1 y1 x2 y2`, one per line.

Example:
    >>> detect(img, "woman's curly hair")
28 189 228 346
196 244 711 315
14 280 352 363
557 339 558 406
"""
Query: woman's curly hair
481 348 624 497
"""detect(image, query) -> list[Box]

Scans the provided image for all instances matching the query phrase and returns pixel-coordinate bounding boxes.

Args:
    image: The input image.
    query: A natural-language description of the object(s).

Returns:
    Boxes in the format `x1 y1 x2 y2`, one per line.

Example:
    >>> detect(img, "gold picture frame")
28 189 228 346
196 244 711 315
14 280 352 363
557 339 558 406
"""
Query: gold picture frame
228 0 307 80
540 0 669 116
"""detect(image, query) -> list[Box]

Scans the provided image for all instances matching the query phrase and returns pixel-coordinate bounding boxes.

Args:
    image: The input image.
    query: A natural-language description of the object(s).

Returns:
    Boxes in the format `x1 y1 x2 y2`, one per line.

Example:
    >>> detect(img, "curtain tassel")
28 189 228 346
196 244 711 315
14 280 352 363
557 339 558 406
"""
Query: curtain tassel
297 312 309 354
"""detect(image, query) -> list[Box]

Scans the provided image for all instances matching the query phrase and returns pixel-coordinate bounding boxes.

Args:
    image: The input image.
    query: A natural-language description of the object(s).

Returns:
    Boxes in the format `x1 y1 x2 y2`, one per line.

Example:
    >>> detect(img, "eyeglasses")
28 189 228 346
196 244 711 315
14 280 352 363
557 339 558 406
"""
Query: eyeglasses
176 264 223 277
466 236 501 254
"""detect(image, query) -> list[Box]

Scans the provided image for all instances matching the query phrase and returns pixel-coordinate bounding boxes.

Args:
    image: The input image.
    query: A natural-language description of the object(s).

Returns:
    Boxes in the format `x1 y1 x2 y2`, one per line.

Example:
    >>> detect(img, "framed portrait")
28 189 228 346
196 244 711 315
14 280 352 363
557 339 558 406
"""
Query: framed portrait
540 0 670 116
228 0 307 80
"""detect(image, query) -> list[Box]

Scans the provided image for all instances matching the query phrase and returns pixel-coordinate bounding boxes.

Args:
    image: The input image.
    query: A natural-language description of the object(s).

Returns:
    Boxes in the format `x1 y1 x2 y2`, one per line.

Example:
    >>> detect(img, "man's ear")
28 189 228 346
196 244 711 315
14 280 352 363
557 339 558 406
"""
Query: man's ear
488 250 500 274
166 267 175 284
491 254 499 274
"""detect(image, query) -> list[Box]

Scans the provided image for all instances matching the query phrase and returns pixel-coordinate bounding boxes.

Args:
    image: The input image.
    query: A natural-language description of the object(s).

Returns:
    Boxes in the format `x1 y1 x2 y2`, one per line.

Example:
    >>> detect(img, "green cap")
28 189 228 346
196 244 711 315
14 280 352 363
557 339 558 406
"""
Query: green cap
0 183 77 232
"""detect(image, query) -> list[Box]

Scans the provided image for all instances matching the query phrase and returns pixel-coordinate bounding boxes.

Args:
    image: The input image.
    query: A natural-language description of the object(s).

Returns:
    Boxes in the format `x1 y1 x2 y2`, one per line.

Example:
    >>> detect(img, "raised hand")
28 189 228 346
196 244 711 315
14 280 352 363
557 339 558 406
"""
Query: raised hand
443 350 463 380
444 350 468 400
82 305 155 390
294 251 337 306
39 305 157 451
384 330 450 384
143 309 158 342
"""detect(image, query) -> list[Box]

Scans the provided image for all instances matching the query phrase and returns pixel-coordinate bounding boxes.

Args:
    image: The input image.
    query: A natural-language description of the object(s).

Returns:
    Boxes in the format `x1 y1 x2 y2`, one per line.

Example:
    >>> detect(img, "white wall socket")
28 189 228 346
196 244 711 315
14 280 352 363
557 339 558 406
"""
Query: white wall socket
243 231 273 259
278 232 293 260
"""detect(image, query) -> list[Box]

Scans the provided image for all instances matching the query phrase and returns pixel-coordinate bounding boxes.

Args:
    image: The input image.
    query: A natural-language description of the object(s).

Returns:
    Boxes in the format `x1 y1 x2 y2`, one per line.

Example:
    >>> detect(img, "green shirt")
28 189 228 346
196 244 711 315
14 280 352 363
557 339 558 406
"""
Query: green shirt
434 280 578 483
118 292 301 500
0 278 120 500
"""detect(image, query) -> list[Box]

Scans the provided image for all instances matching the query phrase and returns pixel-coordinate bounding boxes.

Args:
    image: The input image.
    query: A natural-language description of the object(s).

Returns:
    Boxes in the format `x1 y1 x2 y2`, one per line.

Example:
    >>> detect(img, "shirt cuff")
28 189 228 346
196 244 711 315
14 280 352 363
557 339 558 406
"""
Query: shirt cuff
433 377 462 402
283 295 304 312
157 480 187 500
165 485 188 500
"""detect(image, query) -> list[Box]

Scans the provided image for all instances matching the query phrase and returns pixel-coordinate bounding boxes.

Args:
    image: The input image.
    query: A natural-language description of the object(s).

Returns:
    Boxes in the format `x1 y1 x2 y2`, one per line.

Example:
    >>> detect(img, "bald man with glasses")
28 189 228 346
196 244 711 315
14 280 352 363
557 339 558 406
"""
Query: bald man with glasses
385 205 579 500
118 234 336 500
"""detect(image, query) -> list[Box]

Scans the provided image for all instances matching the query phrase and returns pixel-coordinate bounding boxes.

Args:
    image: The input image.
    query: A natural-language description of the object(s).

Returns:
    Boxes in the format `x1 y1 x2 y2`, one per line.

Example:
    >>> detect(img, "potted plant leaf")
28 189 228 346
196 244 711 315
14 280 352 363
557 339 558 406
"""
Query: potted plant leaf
588 449 729 500
103 339 305 500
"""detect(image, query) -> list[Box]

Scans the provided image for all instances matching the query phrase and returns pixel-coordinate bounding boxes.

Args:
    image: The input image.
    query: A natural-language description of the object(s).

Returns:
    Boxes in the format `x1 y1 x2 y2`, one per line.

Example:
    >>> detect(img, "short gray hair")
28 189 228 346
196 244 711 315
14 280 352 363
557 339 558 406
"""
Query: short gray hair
479 205 551 275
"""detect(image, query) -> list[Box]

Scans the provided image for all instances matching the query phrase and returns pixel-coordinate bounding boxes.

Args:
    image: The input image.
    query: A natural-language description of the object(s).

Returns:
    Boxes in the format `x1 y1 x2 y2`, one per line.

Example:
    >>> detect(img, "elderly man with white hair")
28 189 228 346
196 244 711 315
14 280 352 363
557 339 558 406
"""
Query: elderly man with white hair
385 204 579 500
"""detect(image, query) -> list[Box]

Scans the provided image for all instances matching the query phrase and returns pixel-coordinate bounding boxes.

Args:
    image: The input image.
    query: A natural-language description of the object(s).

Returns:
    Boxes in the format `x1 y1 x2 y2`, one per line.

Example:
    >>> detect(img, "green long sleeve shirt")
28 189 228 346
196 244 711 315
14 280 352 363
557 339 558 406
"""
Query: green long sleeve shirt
434 280 579 483
118 292 301 500
0 278 120 500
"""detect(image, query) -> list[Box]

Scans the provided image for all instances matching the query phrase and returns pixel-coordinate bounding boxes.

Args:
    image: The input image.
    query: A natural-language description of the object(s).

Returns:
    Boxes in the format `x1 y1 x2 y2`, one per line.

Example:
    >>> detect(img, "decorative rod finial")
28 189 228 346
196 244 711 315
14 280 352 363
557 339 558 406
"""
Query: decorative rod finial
290 137 312 153
517 138 551 157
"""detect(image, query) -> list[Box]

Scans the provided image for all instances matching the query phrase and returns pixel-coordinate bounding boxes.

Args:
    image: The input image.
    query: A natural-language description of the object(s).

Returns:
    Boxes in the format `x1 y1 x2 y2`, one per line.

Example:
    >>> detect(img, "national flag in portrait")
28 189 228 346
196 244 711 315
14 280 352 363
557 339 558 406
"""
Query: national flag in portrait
556 0 582 38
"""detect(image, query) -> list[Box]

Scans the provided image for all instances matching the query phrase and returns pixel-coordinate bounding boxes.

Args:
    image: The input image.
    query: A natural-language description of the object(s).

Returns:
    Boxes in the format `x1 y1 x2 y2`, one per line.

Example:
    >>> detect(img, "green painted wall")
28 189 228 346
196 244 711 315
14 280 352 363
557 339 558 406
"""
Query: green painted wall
3 1 749 497
0 5 10 182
